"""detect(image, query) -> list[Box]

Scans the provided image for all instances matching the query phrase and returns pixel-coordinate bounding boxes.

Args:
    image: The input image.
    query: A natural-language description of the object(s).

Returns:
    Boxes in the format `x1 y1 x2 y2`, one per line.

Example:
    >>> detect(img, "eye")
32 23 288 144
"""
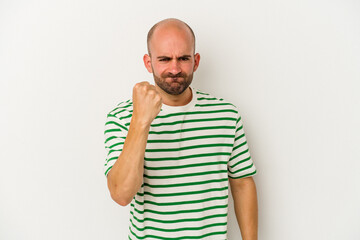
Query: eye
159 58 170 62
179 57 190 61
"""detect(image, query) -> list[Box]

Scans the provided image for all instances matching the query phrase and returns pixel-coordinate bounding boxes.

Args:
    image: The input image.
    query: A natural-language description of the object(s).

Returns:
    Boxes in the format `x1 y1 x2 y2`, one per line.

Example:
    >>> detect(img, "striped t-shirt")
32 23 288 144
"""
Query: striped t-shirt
104 86 257 239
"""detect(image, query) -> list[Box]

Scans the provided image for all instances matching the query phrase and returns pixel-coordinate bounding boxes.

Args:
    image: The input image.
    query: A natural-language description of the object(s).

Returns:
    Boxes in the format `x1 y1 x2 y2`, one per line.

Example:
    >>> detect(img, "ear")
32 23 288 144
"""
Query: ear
193 53 200 72
143 54 153 73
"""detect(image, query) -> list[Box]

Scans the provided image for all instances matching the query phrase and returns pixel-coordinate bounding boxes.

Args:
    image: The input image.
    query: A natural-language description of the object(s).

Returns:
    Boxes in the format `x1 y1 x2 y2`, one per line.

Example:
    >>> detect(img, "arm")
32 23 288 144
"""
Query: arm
106 82 162 206
229 176 258 240
107 118 150 206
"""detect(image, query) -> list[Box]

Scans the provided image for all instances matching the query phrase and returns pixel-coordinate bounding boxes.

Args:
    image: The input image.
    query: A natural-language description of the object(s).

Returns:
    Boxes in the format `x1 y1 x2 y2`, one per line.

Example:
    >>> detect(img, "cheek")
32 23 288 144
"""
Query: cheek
183 62 195 72
152 63 166 74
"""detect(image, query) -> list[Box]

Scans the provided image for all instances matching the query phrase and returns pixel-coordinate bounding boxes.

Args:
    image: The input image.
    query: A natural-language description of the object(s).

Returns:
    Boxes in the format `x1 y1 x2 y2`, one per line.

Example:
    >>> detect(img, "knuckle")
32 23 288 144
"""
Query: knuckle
134 81 149 89
155 94 161 101
148 89 156 95
133 83 142 91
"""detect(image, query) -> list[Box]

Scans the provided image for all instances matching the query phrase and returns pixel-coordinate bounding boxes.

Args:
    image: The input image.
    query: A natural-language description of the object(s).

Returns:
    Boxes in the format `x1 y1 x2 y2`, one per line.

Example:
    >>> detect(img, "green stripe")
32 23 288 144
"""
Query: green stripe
134 195 228 207
149 125 235 134
106 156 118 163
130 211 227 224
236 116 242 124
235 133 245 141
196 103 235 107
131 203 228 215
228 169 257 179
108 149 122 155
150 117 236 127
196 91 210 96
119 113 132 120
233 141 247 152
197 97 217 101
229 156 251 169
147 134 234 143
144 170 227 179
111 105 132 115
228 163 254 175
137 186 228 197
145 152 230 162
130 218 227 232
229 149 249 162
145 161 228 170
108 108 127 116
145 143 233 152
104 128 123 134
143 178 228 189
104 135 117 144
155 109 237 119
105 120 128 131
236 125 243 132
108 141 124 149
129 226 227 239
104 166 112 176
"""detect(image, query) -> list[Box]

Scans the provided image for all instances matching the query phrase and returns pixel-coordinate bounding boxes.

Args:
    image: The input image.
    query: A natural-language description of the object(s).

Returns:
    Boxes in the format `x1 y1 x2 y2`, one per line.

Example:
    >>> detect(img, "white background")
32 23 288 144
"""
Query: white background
1 0 359 239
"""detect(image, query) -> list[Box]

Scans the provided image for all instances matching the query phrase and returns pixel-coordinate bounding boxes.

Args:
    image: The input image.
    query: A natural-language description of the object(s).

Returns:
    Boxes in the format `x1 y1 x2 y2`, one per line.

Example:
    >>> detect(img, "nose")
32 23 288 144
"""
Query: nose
168 59 181 75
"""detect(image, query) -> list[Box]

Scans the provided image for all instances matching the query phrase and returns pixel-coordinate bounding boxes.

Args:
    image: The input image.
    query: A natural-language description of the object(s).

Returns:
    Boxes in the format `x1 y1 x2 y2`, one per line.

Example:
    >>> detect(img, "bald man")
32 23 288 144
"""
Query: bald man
104 18 258 240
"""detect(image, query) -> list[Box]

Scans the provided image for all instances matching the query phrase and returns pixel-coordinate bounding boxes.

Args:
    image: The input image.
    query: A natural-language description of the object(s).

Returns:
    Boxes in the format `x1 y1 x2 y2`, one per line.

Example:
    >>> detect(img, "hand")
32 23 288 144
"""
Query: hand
131 81 162 126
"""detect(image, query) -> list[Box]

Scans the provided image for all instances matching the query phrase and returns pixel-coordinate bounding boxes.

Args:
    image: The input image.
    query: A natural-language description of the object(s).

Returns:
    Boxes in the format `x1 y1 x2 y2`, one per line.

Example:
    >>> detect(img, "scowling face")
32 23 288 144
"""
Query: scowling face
144 21 200 95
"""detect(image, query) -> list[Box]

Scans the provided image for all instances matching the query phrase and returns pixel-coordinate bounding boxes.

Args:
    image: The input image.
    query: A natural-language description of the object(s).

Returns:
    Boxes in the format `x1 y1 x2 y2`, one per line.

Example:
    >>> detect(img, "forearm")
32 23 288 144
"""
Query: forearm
107 117 150 206
231 177 258 240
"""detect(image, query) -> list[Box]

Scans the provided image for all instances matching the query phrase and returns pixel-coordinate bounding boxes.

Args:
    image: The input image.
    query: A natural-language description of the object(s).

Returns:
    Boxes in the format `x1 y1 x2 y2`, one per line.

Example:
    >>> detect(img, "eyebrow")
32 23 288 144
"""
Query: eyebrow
157 55 192 59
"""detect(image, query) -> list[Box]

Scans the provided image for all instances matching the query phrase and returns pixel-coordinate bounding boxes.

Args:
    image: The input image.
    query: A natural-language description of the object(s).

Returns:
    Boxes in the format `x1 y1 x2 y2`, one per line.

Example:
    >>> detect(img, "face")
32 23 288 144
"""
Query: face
144 26 200 95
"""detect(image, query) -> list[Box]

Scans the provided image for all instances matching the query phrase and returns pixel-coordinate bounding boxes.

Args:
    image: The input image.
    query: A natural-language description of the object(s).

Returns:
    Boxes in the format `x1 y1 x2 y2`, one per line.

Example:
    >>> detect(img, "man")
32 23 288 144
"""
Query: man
104 18 258 240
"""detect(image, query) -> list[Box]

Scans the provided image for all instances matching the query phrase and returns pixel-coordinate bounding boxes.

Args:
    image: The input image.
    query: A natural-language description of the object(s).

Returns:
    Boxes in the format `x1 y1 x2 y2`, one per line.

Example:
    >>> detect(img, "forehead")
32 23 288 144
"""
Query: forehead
150 26 194 56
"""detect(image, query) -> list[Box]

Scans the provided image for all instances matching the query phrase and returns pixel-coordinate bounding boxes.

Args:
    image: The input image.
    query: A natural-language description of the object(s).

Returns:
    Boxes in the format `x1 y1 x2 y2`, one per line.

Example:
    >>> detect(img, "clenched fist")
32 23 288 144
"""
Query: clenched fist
131 81 162 126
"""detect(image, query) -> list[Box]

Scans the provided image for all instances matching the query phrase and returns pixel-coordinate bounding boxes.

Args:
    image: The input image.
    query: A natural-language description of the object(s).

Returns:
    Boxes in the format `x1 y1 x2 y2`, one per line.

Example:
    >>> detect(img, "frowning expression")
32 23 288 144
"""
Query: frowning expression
144 24 200 95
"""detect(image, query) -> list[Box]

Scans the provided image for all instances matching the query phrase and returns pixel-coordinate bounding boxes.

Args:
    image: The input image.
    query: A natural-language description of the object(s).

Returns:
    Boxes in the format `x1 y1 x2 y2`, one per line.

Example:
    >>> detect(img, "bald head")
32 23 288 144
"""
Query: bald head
147 18 196 56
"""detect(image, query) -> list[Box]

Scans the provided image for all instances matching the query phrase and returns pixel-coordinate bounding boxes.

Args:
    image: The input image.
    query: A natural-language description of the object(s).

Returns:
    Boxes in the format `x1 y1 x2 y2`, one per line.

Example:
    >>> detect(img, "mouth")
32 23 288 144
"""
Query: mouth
169 80 180 85
167 76 183 81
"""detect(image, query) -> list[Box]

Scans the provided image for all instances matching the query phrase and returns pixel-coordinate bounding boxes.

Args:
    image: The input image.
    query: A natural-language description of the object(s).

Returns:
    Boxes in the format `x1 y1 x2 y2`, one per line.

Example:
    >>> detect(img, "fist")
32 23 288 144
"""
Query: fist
132 81 162 126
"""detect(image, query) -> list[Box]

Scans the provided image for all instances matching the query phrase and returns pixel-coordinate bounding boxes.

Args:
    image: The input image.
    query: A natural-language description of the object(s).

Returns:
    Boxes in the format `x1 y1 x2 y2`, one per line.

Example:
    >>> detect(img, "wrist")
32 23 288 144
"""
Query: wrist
130 115 152 129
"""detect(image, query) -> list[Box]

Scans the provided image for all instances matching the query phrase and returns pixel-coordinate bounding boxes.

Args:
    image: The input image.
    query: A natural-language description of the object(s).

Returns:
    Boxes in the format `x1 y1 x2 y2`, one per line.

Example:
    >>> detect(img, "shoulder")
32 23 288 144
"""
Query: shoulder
194 88 240 116
106 98 133 120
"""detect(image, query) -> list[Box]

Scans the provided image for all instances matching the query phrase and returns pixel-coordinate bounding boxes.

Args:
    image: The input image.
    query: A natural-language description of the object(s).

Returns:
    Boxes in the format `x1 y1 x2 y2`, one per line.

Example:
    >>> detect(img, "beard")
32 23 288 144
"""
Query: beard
152 70 193 95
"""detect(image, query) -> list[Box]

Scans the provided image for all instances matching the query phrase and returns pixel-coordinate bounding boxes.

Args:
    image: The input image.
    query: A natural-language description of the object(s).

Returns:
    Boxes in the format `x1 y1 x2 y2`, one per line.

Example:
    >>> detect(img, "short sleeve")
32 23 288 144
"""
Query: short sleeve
227 111 257 179
103 113 129 177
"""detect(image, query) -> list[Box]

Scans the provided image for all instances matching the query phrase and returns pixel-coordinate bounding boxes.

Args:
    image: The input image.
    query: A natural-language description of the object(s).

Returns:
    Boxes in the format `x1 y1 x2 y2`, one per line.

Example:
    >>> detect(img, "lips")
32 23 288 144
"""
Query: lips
166 77 183 82
162 73 186 79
